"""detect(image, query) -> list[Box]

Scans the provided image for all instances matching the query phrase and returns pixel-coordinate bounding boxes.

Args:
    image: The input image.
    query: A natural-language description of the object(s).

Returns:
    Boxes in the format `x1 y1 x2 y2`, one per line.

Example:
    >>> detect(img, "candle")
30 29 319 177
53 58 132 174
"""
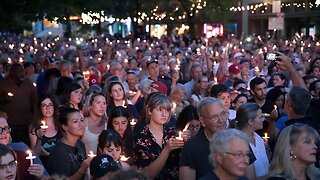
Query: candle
183 123 190 132
122 100 127 108
88 151 96 158
83 71 90 80
214 77 218 85
33 83 37 87
7 92 14 97
26 150 36 165
130 119 137 126
172 102 177 111
120 155 129 162
274 105 277 111
262 133 270 142
176 131 183 141
40 121 48 129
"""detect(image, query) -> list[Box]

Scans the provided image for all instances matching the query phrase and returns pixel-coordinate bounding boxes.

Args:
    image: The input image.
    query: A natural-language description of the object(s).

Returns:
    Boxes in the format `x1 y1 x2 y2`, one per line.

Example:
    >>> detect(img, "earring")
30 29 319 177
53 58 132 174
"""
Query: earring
290 152 297 160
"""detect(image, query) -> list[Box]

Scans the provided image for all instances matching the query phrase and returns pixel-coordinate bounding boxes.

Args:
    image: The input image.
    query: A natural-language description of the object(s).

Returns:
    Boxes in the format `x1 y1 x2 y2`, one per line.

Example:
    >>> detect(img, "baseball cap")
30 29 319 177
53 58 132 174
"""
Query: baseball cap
89 74 100 86
239 58 250 64
90 154 120 178
233 52 244 59
229 64 241 74
150 81 168 95
44 57 59 66
146 59 158 67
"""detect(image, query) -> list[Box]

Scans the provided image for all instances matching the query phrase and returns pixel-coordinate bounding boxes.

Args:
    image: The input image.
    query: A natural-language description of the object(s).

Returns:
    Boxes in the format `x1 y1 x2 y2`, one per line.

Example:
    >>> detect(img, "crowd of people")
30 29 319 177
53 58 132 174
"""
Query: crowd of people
0 31 319 180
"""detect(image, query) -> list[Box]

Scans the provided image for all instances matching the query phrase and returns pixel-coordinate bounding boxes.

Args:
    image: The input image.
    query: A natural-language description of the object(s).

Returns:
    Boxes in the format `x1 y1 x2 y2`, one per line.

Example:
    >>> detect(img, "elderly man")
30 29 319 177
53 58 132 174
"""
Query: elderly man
179 97 228 179
179 97 255 180
200 129 250 180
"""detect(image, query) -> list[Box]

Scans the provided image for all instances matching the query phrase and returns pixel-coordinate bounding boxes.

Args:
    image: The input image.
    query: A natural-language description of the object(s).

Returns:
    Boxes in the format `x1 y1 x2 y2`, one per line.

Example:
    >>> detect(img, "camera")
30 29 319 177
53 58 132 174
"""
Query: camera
264 52 280 61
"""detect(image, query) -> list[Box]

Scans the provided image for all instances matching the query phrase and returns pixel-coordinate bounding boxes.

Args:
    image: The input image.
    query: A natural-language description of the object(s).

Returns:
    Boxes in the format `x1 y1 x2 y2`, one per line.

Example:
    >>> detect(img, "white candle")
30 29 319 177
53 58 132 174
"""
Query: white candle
183 123 190 132
40 121 48 129
254 66 260 72
33 83 37 87
122 100 127 108
7 92 14 97
176 131 183 141
88 151 96 158
82 71 90 80
26 150 36 165
130 119 137 126
274 105 277 111
120 155 129 162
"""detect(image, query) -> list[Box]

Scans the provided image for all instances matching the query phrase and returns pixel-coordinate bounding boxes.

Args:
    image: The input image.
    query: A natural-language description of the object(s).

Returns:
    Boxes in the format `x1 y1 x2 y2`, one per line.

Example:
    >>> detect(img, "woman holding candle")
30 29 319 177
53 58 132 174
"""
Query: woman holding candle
175 105 201 137
267 124 320 180
29 94 62 170
170 83 190 119
48 108 92 179
235 103 270 178
97 129 129 168
133 93 184 179
107 106 133 158
82 92 107 154
106 81 139 119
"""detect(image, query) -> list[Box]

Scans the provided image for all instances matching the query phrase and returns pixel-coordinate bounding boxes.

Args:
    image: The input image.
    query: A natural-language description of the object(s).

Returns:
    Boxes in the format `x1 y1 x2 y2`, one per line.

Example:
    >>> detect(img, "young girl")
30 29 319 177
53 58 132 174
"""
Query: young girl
106 81 139 119
133 93 185 179
107 106 134 158
62 83 83 110
97 129 130 168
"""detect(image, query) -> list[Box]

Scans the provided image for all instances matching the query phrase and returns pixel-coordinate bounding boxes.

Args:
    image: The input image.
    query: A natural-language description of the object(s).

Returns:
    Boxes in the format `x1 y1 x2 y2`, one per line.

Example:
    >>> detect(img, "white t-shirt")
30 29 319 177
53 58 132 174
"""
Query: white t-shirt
250 132 270 177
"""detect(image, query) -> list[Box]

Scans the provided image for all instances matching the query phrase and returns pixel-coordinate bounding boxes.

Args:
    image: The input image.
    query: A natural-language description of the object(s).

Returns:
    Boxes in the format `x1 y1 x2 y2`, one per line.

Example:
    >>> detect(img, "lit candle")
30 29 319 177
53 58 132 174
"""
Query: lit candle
120 155 129 162
40 121 48 129
130 119 137 126
122 100 127 108
274 105 277 111
82 71 90 81
33 83 37 87
183 123 190 132
262 133 270 142
88 151 96 158
7 92 14 97
26 150 36 165
172 102 177 111
214 77 218 85
176 131 183 141
254 66 260 72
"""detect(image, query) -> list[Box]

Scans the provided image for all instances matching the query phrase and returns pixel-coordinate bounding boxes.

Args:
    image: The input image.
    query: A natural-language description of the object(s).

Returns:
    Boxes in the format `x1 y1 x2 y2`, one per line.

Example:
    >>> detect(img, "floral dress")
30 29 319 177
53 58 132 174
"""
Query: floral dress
133 125 180 180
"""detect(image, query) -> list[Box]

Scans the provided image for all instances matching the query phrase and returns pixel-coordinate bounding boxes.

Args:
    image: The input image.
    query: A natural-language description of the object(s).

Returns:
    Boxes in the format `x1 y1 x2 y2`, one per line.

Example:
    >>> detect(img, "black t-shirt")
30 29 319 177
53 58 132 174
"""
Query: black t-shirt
48 140 87 178
180 128 210 179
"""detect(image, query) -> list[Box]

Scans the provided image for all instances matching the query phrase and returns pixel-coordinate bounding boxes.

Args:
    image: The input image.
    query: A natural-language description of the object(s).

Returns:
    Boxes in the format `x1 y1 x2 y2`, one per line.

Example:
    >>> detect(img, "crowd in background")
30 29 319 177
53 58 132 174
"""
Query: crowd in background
0 31 319 179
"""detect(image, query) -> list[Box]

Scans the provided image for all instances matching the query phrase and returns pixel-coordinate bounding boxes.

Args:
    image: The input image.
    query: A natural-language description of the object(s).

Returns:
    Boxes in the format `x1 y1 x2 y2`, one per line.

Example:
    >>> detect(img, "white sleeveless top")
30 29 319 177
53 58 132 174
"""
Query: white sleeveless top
81 118 107 154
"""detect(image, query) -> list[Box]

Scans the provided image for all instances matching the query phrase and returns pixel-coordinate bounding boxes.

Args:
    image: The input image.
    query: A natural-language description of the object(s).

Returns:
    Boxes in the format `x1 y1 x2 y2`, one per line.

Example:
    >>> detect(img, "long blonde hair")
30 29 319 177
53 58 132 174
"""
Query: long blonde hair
268 124 320 180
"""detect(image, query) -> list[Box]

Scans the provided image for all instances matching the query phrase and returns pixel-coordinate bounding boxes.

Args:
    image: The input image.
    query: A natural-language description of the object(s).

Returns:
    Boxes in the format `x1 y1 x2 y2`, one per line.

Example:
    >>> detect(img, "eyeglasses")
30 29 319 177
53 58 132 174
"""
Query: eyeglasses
225 152 252 159
41 104 54 109
73 148 84 163
189 124 201 130
203 111 229 122
0 160 17 171
0 127 11 134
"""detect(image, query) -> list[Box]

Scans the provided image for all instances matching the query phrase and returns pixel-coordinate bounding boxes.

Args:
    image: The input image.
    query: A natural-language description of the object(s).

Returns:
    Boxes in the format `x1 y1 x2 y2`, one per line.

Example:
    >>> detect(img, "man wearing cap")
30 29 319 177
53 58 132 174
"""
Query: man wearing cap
224 64 241 90
145 58 170 94
150 81 168 95
239 58 250 70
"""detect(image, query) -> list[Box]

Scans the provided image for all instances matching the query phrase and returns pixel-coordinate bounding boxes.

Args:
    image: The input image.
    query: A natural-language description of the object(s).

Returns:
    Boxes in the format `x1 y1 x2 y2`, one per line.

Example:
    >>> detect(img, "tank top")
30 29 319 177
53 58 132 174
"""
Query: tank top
81 117 107 154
